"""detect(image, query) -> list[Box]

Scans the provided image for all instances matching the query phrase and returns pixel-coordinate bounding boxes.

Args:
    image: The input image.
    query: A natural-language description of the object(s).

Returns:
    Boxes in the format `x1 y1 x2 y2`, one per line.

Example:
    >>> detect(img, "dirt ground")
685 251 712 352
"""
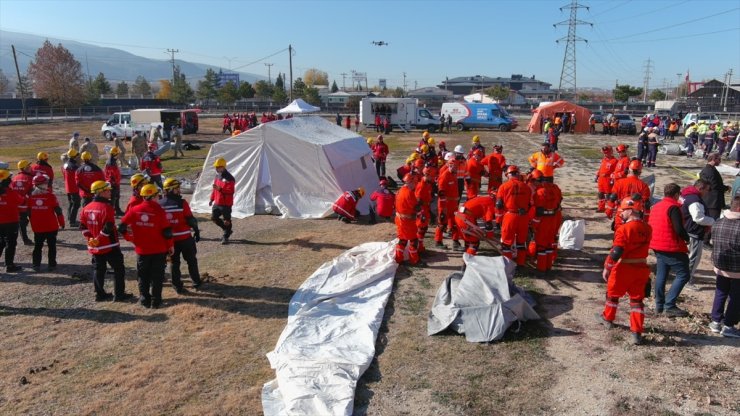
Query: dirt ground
0 118 738 416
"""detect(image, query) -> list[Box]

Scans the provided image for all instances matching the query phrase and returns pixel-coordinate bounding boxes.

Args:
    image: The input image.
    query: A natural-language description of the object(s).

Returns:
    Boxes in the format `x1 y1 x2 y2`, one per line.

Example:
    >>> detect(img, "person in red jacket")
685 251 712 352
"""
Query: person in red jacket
76 151 105 208
0 169 24 272
120 184 174 308
332 187 365 223
598 196 652 345
79 180 132 302
415 167 434 253
28 174 65 271
496 165 532 266
454 189 496 256
531 171 563 272
395 173 420 264
140 143 163 189
222 113 232 134
373 134 390 178
104 147 125 216
345 114 352 130
466 149 487 200
210 157 236 244
374 114 382 133
435 154 462 250
483 144 506 195
160 178 202 293
62 149 81 227
595 145 617 213
369 178 395 224
11 159 35 245
31 152 54 186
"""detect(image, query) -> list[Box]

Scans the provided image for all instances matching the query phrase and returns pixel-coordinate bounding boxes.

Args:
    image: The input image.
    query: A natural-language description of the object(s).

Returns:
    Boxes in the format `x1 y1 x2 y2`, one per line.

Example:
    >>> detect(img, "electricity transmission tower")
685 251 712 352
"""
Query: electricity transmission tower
642 58 653 102
554 0 592 100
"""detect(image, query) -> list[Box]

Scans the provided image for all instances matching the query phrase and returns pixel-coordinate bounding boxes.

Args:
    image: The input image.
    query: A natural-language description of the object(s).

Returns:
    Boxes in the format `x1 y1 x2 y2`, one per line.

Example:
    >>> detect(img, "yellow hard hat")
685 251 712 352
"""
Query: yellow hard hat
366 137 374 145
163 177 180 190
110 147 120 156
67 149 79 158
427 137 436 146
422 131 430 139
356 186 365 198
472 135 480 143
90 180 112 194
130 173 148 188
421 144 429 153
213 157 227 168
17 159 30 170
0 169 10 181
139 183 160 198
409 152 420 161
81 151 92 161
37 152 48 161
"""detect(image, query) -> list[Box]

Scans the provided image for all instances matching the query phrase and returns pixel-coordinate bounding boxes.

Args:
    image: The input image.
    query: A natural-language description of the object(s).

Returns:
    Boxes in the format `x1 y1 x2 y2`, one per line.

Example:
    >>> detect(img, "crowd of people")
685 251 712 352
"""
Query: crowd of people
222 112 294 135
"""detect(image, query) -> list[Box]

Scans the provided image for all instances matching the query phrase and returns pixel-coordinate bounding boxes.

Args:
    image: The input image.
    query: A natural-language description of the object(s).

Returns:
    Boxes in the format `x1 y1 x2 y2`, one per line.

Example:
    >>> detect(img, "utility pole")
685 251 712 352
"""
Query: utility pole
340 72 347 90
554 0 592 100
166 48 179 83
288 45 293 101
675 73 682 100
402 72 407 93
721 68 733 111
11 45 27 123
264 63 274 84
642 58 653 102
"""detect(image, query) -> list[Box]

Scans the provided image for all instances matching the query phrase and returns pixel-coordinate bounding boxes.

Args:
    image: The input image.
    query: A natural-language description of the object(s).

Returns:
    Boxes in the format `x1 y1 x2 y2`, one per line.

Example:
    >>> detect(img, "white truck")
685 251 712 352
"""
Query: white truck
654 100 680 117
359 97 440 132
101 109 199 141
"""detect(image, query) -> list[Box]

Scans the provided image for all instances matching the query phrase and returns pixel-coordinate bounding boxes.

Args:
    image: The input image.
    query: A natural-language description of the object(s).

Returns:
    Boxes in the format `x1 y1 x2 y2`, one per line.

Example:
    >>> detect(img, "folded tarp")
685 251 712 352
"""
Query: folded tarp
428 254 540 342
262 241 398 415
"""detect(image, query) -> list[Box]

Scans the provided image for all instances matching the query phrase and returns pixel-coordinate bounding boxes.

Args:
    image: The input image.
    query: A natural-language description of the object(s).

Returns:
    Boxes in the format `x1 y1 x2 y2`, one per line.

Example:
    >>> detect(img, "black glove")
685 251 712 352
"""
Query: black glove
194 231 201 243
644 278 652 298
117 223 127 234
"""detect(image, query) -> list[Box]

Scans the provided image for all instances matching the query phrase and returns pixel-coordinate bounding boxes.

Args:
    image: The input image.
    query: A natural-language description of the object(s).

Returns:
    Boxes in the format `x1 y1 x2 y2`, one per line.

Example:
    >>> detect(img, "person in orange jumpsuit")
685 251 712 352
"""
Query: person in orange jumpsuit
598 196 652 345
454 188 496 255
531 171 563 272
435 154 462 250
595 145 617 213
483 144 506 195
395 173 420 264
496 165 532 265
605 144 631 218
465 149 486 200
528 142 565 183
453 145 467 200
415 167 434 254
609 160 651 230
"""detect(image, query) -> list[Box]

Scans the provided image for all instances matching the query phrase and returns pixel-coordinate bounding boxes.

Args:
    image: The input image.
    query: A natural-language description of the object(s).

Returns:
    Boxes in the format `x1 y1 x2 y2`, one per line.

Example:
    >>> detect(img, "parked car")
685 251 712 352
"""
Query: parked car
682 113 719 128
606 114 637 135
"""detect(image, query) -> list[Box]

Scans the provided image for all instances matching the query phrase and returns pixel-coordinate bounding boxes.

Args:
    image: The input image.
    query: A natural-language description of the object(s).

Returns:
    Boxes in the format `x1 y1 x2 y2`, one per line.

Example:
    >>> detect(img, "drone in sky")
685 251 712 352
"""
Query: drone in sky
371 41 389 46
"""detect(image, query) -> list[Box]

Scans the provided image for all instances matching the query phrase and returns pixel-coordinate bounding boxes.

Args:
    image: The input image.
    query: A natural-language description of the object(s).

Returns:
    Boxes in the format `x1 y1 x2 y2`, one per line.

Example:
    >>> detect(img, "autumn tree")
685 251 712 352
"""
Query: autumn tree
0 69 9 94
303 68 328 86
156 80 172 99
219 81 239 105
613 84 643 102
196 68 220 101
346 96 361 112
238 81 255 99
116 81 129 96
131 76 152 96
27 40 86 107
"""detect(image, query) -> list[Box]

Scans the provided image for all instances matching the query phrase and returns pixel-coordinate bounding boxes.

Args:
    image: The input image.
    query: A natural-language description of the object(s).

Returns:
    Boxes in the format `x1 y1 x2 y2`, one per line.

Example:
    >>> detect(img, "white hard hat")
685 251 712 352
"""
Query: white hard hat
454 145 464 153
444 152 455 161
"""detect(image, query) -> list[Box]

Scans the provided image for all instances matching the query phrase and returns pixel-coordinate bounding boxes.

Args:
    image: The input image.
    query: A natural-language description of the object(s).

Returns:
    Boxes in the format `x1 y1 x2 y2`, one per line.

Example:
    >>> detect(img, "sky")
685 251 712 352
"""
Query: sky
1 0 739 91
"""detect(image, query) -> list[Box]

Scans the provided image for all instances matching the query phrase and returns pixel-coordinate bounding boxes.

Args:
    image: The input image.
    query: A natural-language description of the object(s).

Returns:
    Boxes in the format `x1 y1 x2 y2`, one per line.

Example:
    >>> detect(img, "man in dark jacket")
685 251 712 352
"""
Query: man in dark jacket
699 152 729 247
708 196 740 338
680 179 715 289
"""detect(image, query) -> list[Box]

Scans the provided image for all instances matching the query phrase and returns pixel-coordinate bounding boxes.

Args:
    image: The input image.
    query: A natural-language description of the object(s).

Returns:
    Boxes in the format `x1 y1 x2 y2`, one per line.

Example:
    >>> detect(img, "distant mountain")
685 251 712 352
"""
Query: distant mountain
0 30 265 86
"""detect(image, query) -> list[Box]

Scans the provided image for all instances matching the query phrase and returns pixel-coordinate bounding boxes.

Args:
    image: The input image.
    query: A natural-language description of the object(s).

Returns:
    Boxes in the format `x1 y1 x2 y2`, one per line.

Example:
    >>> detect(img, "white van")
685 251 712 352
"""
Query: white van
101 112 134 140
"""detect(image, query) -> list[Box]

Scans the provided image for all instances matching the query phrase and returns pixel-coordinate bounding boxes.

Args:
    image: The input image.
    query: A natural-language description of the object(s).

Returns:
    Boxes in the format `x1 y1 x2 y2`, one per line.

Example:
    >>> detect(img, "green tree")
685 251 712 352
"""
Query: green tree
649 89 666 101
131 76 152 96
15 74 31 97
91 72 112 95
116 81 129 96
331 80 339 93
302 86 321 106
392 87 405 98
292 78 307 99
219 81 239 105
483 85 510 101
0 69 9 94
170 66 194 104
238 81 255 99
27 40 86 107
196 68 220 101
254 80 274 98
613 84 643 102
274 73 284 92
272 87 287 104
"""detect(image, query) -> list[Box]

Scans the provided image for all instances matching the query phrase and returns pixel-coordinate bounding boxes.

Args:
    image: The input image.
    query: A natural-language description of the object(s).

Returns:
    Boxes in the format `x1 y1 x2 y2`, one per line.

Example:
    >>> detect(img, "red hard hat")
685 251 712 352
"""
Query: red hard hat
619 197 644 212
602 145 613 153
506 165 519 175
629 159 642 171
32 174 48 186
379 179 388 187
616 144 628 152
403 173 419 184
473 149 483 158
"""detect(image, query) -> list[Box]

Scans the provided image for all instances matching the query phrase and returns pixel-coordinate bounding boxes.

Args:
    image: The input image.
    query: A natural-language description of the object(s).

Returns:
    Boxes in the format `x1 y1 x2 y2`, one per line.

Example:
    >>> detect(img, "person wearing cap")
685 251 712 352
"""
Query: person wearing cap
435 154 462 250
373 134 389 178
27 174 64 271
609 159 651 230
0 169 24 272
483 144 506 195
332 187 365 224
528 141 565 183
595 145 617 213
111 132 130 168
453 145 467 199
415 167 434 254
31 152 54 185
598 195 652 345
159 178 202 293
11 160 35 246
104 147 125 216
120 184 173 308
369 178 395 224
395 173 421 264
126 174 149 213
69 132 81 152
531 170 563 272
210 157 235 244
454 186 496 256
646 127 660 167
496 165 532 266
62 149 81 227
684 122 698 158
465 149 486 200
468 135 485 159
76 151 105 208
171 125 184 159
150 124 163 145
80 180 131 302
140 143 163 189
649 183 691 317
79 137 99 162
131 131 148 169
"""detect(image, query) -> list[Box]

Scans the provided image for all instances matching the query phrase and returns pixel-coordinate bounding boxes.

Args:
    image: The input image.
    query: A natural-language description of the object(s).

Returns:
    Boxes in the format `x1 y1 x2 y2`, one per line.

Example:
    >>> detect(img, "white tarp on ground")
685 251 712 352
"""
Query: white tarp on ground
276 98 321 114
190 116 378 219
428 255 539 342
262 241 398 416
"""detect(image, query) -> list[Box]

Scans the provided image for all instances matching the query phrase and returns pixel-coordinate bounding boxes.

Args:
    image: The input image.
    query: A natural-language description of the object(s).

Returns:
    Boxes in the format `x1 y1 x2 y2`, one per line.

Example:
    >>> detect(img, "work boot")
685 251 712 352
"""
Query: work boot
95 292 114 302
23 238 33 246
139 296 151 308
631 332 643 345
113 293 134 302
664 307 689 318
32 265 41 272
452 241 464 252
6 264 22 273
151 299 162 309
434 241 446 249
174 285 187 295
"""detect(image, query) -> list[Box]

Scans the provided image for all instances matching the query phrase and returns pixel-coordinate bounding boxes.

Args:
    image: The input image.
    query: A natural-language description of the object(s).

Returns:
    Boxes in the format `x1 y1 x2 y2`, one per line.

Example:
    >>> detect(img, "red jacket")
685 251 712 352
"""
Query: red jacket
31 161 54 182
121 199 173 255
648 197 688 253
0 187 24 224
211 170 235 207
126 195 144 213
79 198 119 255
332 191 360 220
62 159 79 194
611 156 630 182
373 142 389 161
159 193 195 242
28 190 64 232
140 151 162 176
10 171 33 212
104 158 121 186
76 162 105 198
370 188 395 217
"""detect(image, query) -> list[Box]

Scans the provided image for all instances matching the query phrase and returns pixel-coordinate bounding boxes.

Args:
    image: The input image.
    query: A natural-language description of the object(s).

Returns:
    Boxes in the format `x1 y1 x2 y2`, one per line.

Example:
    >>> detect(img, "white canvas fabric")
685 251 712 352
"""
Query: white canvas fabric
276 98 320 114
559 219 586 250
190 116 378 219
428 255 539 342
261 241 398 416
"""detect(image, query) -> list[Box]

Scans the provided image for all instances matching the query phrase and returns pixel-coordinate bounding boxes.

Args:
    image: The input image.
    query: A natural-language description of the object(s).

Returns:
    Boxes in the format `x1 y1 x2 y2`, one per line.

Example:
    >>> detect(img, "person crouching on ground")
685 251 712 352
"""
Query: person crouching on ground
369 178 395 224
332 187 365 223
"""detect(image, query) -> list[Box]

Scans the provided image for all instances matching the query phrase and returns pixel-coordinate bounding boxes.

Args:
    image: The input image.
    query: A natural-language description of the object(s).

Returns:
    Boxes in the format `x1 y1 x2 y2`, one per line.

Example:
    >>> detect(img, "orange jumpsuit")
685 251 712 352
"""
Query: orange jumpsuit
465 157 485 200
496 176 531 265
394 185 419 264
610 175 651 230
435 167 461 244
483 152 506 194
601 218 652 334
606 155 630 218
531 182 563 272
596 155 617 212
415 178 433 253
454 157 467 199
454 195 495 255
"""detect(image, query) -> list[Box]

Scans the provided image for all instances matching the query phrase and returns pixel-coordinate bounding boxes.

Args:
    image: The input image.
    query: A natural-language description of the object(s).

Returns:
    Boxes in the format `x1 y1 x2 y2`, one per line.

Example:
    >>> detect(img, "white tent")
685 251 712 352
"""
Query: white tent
190 116 378 219
276 98 320 114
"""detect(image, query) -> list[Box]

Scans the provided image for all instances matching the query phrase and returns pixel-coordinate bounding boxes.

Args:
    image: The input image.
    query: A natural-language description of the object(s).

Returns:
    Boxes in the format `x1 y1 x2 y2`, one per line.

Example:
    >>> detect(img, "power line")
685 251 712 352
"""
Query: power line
605 27 740 44
166 48 179 82
231 47 289 71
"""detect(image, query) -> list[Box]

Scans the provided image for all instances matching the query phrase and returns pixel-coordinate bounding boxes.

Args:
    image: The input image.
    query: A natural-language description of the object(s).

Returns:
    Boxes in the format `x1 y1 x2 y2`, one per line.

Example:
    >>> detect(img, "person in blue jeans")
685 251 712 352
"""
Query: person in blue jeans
648 183 691 317
708 196 740 338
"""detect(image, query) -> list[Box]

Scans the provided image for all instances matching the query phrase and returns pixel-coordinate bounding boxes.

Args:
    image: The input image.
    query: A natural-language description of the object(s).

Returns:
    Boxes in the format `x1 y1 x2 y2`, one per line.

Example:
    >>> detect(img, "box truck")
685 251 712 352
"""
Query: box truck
101 109 199 140
440 102 518 131
359 97 440 132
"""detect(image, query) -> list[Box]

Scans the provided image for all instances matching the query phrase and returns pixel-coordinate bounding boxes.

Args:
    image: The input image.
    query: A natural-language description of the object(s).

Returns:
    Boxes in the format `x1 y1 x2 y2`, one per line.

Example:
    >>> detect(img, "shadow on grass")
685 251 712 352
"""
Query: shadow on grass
0 263 95 286
207 237 351 252
164 282 294 318
0 304 168 323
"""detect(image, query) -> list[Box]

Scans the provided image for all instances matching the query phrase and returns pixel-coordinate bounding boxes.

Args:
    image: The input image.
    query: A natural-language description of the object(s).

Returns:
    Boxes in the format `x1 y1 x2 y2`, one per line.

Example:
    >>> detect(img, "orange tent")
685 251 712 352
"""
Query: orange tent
527 101 592 134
